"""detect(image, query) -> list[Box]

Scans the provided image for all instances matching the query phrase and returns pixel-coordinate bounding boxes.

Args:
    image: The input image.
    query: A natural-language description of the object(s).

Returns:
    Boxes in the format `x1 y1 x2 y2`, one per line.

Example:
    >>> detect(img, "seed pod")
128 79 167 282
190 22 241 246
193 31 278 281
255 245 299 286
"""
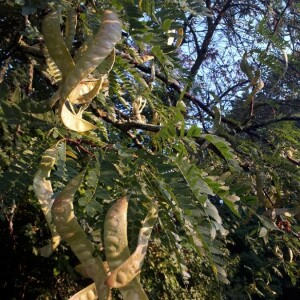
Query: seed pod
60 10 121 102
72 77 104 104
52 172 110 300
70 49 115 105
105 203 158 289
61 102 96 132
33 147 61 257
68 283 98 300
42 10 75 79
65 8 77 52
104 197 149 299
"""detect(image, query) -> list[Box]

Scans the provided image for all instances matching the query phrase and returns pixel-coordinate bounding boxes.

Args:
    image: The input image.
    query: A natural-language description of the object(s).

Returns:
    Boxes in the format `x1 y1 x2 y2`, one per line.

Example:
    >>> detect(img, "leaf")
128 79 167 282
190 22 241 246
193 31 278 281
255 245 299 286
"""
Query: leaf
204 200 222 224
186 125 201 138
45 48 62 84
174 155 214 204
61 103 96 132
202 134 239 170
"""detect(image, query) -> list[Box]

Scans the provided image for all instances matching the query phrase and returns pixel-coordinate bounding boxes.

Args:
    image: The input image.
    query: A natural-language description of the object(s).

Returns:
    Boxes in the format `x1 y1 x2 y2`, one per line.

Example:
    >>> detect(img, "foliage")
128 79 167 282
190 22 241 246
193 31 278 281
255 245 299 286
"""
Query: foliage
0 0 300 299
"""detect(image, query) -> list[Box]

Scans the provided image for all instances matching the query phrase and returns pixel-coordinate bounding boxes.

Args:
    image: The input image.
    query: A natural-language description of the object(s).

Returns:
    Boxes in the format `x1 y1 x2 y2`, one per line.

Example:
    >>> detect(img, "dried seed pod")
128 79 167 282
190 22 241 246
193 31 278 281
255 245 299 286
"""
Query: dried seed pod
61 102 96 132
60 10 121 102
68 283 98 300
105 203 158 289
72 77 104 104
69 49 115 105
33 147 61 257
52 172 110 300
104 197 149 299
42 10 75 79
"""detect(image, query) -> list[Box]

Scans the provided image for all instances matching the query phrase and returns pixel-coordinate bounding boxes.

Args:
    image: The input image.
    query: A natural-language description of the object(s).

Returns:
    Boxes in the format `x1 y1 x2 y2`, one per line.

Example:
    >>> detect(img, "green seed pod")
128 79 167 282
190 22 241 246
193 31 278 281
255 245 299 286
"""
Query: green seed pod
33 147 61 257
52 172 110 300
60 10 121 102
104 197 149 299
105 203 158 289
42 10 75 79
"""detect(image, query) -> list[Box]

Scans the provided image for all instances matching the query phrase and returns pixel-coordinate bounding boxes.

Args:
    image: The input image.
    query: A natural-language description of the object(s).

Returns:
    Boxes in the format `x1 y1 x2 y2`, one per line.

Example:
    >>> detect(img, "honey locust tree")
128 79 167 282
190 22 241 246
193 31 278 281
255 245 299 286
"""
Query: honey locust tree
0 0 299 299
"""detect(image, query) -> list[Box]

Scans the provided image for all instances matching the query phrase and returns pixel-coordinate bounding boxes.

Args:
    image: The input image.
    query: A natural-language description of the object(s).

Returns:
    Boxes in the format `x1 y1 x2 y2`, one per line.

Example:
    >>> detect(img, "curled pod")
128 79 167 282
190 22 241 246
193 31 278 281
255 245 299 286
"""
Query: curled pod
42 10 75 79
104 197 149 299
60 10 121 102
105 203 158 289
69 49 115 105
72 77 104 105
61 102 96 132
52 172 110 300
33 147 61 257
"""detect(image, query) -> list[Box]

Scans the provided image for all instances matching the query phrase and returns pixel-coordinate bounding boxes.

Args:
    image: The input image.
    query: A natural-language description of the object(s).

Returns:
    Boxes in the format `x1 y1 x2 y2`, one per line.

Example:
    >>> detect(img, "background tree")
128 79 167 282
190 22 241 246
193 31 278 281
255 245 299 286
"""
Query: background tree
0 0 299 299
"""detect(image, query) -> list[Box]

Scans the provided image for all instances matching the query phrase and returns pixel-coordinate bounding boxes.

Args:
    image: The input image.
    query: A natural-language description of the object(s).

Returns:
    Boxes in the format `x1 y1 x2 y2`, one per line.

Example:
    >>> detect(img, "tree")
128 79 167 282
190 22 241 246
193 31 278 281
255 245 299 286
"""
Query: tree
0 0 299 299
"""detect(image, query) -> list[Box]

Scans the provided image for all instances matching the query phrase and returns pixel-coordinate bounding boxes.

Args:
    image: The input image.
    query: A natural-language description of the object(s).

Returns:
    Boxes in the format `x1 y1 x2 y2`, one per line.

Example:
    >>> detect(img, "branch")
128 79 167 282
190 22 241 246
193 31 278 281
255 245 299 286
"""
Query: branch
189 0 233 79
0 34 23 64
287 154 300 166
95 109 161 133
242 116 300 131
264 0 292 53
19 41 44 58
94 109 156 153
219 80 249 100
116 50 238 129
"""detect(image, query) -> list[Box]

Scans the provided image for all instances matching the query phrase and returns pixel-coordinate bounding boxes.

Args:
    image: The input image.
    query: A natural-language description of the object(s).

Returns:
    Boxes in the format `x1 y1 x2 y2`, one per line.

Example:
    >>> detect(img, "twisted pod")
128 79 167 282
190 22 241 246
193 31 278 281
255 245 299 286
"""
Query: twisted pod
42 9 121 132
51 172 111 300
104 197 149 299
105 203 158 289
33 147 61 257
59 10 122 102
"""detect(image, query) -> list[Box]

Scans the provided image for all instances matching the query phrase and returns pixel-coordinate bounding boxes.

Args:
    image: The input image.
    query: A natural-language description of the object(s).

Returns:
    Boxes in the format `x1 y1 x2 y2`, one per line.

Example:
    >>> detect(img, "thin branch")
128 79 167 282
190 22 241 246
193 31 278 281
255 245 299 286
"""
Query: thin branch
0 34 23 64
287 154 300 166
264 0 292 53
116 50 238 129
242 116 300 131
219 80 249 100
95 109 161 133
190 0 233 79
